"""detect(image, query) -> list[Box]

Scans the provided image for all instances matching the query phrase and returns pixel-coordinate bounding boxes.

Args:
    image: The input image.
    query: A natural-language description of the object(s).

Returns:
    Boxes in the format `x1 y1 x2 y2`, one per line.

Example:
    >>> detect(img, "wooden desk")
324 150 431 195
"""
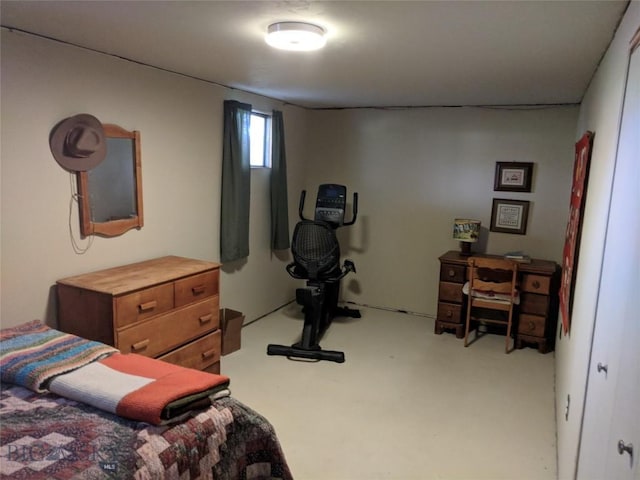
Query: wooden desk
434 250 559 353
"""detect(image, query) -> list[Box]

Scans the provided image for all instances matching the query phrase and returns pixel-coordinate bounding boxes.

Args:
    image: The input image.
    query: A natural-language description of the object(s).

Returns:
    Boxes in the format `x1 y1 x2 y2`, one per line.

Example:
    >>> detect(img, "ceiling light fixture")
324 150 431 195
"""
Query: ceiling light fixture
265 22 326 52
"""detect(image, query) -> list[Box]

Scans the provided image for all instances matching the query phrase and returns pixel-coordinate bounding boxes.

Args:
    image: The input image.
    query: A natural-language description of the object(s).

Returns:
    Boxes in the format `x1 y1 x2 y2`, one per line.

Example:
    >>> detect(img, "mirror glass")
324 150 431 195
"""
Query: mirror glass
77 124 143 237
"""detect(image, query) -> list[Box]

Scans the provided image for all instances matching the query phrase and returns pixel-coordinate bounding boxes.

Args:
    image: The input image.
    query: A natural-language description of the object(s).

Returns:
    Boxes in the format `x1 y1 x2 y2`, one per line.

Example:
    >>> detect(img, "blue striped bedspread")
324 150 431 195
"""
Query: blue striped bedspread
0 320 118 392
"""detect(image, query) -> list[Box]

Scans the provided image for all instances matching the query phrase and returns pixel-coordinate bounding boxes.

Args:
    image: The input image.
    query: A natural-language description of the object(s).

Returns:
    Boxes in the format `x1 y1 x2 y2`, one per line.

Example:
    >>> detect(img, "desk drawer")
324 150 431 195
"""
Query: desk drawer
439 282 463 303
440 264 466 283
437 302 464 324
520 292 549 316
158 330 221 371
521 274 551 294
117 297 219 357
175 270 219 307
518 314 546 337
115 283 174 328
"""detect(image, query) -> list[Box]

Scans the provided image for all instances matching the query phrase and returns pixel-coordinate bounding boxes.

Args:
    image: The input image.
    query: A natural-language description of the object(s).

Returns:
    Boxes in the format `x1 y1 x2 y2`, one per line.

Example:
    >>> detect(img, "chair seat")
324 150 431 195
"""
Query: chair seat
462 281 520 305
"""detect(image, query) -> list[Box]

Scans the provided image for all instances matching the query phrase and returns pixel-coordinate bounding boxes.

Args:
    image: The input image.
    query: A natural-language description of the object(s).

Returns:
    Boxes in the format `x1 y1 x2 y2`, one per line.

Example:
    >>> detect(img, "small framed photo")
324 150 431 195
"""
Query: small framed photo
494 162 534 192
490 198 530 235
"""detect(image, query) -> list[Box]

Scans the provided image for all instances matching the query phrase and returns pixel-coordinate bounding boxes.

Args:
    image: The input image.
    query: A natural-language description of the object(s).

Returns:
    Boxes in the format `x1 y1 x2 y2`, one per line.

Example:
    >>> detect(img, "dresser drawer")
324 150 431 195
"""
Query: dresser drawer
518 314 546 337
115 283 174 328
439 282 464 303
116 297 219 357
437 302 464 324
158 330 221 371
521 274 551 294
175 270 219 307
203 362 221 375
520 292 549 316
440 264 466 283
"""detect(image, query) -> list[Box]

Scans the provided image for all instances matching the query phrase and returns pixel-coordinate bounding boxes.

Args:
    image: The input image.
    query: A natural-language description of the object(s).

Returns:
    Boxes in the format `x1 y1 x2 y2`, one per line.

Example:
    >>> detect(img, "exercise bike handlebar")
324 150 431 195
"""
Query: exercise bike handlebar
286 258 356 282
298 190 307 221
342 192 358 226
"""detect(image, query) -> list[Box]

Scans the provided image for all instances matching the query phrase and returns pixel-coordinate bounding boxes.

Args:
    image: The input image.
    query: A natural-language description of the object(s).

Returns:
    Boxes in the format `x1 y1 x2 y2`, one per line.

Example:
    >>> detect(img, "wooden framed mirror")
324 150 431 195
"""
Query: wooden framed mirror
77 123 143 237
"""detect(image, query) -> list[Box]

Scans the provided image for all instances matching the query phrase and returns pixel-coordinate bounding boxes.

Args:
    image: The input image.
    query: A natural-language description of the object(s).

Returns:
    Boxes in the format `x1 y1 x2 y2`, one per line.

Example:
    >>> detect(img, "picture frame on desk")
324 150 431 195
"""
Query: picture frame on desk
490 198 530 235
494 162 534 192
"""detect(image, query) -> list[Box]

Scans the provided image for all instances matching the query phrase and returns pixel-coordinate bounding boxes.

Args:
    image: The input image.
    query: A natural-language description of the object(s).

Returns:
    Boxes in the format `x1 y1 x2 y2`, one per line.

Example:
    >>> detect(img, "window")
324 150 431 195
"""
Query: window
250 112 271 168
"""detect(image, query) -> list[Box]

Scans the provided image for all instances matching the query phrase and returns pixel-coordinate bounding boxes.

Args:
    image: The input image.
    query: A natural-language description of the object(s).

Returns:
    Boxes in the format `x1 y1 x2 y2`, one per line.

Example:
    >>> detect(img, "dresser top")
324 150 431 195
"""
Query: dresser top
57 256 220 295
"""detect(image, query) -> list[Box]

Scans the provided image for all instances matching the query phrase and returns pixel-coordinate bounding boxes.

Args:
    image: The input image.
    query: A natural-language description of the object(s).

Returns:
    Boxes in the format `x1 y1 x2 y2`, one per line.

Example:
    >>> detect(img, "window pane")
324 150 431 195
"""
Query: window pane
250 114 267 167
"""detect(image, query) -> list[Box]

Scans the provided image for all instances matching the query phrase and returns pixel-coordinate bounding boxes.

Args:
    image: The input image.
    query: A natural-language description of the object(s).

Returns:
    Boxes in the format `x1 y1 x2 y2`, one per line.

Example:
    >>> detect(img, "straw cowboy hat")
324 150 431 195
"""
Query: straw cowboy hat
49 114 106 171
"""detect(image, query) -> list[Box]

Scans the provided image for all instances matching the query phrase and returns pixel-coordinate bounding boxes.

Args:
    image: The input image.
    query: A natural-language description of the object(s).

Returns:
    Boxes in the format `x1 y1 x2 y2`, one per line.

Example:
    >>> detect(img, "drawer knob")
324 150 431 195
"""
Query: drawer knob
199 314 213 324
192 285 206 295
528 321 536 331
138 300 157 312
532 280 541 289
131 339 150 351
448 269 455 278
446 310 453 318
202 349 216 359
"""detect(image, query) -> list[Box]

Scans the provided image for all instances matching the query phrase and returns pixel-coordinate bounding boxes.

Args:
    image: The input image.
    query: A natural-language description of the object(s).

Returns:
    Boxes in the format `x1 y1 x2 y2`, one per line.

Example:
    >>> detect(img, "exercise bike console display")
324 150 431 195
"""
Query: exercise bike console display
314 184 347 225
297 184 358 227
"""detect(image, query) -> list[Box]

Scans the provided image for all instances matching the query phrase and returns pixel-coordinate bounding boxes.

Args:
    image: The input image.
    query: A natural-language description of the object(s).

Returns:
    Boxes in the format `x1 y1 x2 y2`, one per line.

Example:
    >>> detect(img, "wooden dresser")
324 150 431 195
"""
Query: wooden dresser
434 250 559 353
57 256 222 373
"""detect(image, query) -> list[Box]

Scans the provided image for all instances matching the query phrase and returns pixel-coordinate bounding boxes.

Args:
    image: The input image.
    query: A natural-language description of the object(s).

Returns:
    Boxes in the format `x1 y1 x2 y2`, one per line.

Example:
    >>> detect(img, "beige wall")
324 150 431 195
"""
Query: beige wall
0 29 302 327
0 27 580 330
302 106 578 314
555 3 640 478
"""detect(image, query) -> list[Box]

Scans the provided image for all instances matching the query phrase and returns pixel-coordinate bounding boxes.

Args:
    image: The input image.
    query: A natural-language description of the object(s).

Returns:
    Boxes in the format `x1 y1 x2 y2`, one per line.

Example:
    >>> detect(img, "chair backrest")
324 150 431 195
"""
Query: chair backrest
467 257 519 299
290 220 341 281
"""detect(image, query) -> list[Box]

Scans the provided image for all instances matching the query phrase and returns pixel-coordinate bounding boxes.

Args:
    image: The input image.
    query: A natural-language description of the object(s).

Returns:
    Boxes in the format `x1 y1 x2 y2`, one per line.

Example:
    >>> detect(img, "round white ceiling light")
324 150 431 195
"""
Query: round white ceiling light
265 22 326 51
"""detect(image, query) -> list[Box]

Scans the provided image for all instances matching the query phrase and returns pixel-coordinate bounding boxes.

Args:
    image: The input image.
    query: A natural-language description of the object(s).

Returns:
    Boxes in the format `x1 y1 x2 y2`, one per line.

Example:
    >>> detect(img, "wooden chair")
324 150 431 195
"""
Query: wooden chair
463 257 519 353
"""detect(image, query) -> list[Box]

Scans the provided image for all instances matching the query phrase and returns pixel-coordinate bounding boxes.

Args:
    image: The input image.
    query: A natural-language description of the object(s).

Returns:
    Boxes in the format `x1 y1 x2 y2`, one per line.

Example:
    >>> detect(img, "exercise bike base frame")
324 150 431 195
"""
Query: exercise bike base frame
267 282 348 363
266 344 345 363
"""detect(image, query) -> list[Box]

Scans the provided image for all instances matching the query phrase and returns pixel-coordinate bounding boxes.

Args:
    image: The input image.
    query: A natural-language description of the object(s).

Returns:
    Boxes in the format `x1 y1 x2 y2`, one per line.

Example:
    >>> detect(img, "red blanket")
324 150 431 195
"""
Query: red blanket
49 352 230 425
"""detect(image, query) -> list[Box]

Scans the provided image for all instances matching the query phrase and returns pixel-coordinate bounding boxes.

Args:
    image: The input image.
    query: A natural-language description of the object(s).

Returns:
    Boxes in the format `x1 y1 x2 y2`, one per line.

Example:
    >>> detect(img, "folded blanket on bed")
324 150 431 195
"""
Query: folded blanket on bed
49 352 230 425
0 320 118 392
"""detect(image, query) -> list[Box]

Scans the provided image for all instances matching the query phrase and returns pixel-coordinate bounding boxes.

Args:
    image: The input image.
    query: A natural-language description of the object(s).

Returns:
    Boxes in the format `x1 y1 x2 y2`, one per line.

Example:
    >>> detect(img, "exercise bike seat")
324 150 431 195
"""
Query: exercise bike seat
286 220 352 282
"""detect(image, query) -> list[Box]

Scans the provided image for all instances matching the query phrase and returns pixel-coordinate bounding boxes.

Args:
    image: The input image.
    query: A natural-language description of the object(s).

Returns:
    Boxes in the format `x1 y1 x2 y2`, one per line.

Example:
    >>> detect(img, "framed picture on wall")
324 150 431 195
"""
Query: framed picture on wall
490 198 530 235
494 162 534 192
559 131 594 335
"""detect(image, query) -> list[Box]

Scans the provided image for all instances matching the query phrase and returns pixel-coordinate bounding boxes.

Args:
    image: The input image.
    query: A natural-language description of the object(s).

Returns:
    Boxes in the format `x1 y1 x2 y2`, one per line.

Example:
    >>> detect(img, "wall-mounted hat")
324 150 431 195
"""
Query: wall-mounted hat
49 114 106 171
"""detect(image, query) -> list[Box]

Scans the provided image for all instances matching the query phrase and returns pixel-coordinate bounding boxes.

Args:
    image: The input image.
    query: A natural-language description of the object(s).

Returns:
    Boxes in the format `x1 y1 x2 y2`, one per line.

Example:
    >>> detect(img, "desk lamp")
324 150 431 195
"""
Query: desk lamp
453 219 481 256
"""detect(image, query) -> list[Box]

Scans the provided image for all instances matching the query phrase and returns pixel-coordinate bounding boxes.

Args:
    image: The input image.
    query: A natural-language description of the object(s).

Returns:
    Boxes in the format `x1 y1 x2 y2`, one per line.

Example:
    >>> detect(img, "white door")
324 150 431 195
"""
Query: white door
577 29 640 480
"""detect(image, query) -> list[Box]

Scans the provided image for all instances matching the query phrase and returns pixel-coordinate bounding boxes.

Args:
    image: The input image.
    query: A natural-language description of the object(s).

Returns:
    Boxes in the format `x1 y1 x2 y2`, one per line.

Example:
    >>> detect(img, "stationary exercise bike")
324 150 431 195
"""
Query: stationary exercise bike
267 184 361 363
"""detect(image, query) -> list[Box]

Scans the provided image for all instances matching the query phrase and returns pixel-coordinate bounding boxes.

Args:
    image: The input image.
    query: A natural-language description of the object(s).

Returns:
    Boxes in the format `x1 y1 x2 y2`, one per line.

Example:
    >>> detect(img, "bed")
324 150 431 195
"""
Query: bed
0 321 293 480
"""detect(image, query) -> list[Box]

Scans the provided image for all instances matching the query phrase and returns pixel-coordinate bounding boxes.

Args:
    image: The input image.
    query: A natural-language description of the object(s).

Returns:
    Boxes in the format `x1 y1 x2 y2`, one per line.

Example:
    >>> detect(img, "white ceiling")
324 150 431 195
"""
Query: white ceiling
0 0 629 109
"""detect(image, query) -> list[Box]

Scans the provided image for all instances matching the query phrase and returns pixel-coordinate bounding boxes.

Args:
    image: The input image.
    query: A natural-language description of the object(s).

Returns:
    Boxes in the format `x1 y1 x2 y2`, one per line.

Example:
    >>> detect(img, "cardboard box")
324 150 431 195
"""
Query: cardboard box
220 308 244 355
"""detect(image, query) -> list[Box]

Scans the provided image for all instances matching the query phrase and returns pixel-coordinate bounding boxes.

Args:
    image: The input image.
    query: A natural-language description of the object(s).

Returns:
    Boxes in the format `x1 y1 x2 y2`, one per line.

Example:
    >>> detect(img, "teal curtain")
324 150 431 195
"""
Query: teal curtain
220 100 252 263
270 110 290 250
